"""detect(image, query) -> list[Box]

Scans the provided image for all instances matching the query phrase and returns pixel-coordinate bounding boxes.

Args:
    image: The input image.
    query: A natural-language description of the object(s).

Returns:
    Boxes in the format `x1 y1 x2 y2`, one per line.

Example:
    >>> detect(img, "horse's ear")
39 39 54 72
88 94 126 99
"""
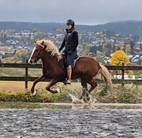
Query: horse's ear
41 41 46 49
34 39 36 43
41 41 44 45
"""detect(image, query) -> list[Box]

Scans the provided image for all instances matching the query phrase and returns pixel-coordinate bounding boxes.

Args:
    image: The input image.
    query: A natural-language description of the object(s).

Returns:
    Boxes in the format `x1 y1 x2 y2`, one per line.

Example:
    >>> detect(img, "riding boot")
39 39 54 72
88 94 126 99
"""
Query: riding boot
66 65 72 84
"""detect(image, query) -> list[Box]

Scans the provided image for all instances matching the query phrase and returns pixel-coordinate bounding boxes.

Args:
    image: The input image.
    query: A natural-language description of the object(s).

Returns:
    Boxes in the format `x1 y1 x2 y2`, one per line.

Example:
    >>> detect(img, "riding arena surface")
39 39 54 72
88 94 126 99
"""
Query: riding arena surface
0 102 142 138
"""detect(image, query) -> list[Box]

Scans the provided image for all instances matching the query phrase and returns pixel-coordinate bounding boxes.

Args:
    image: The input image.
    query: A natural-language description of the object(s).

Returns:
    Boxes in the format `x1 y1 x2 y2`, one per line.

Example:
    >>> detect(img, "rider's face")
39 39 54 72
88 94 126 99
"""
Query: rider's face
66 25 72 30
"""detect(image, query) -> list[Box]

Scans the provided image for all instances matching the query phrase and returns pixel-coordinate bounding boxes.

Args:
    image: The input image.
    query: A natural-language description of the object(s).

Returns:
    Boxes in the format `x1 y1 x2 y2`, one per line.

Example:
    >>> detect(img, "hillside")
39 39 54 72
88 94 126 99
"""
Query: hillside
0 20 142 35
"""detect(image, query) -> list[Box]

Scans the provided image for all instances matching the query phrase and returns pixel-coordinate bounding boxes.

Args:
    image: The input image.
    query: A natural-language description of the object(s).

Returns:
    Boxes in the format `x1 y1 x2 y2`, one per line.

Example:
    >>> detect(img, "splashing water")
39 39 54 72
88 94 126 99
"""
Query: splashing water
68 93 97 106
68 93 85 104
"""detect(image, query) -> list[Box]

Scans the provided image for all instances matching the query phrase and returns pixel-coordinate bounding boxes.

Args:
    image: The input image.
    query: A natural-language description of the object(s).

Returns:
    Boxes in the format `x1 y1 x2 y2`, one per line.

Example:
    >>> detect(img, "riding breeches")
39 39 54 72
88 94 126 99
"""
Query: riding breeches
66 50 77 67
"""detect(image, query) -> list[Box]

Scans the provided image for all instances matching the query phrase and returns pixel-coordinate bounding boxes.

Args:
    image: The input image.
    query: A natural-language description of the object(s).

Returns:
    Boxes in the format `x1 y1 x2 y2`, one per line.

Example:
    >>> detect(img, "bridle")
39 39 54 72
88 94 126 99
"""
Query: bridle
34 44 47 60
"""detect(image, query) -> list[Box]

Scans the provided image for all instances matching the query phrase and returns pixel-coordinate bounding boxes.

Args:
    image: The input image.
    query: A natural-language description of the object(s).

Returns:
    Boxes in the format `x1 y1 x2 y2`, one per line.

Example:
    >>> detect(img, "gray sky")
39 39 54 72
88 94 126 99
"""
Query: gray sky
0 0 142 25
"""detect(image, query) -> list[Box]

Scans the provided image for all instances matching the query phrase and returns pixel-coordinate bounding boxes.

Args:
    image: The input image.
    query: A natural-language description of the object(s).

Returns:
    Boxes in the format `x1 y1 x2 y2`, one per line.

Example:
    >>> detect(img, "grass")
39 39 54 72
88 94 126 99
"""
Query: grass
92 84 142 103
0 81 142 103
0 81 81 103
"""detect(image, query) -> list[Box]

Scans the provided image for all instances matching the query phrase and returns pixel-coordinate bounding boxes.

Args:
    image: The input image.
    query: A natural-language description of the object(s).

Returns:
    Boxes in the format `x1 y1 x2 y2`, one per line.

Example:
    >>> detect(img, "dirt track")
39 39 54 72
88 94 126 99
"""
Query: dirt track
0 109 142 138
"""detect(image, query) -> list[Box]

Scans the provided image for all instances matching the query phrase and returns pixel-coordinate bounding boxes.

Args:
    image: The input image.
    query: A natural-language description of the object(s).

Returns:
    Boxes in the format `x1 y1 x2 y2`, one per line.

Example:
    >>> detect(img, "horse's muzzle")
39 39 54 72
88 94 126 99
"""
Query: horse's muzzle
29 58 37 64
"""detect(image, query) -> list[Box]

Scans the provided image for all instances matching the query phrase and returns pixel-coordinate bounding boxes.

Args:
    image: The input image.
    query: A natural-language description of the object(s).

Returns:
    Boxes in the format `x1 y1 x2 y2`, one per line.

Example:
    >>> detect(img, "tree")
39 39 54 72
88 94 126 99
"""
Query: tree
0 56 2 63
15 49 29 62
111 50 130 66
80 43 91 56
125 44 131 53
128 70 134 79
118 43 124 50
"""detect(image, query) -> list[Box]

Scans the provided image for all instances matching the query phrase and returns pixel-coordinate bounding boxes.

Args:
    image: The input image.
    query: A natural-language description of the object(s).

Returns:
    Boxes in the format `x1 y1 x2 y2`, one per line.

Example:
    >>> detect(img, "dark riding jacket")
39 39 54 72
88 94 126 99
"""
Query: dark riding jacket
59 27 79 54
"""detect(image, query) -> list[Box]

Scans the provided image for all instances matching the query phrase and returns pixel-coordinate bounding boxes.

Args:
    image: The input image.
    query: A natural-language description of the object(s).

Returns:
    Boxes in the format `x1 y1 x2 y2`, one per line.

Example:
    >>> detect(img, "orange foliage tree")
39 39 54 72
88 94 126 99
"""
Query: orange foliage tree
111 50 130 66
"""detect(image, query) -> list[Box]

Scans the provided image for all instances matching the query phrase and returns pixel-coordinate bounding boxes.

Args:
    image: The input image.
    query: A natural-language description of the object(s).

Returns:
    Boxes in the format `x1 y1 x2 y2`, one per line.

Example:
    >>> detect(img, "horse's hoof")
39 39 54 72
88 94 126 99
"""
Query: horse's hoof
82 96 90 103
56 88 61 93
31 90 37 96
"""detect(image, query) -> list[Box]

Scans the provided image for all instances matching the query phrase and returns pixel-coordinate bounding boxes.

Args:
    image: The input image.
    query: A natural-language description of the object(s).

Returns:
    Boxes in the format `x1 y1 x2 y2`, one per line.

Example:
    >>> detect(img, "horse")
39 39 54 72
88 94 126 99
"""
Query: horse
29 40 112 102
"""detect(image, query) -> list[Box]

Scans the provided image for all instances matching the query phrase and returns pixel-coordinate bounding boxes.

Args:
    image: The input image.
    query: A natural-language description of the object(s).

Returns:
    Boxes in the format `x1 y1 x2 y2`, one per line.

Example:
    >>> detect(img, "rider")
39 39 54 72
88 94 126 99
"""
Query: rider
59 19 79 84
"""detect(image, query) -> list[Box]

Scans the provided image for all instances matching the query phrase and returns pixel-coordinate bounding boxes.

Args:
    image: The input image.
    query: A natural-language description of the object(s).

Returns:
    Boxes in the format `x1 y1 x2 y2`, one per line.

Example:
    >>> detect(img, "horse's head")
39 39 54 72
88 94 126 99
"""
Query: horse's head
29 40 47 63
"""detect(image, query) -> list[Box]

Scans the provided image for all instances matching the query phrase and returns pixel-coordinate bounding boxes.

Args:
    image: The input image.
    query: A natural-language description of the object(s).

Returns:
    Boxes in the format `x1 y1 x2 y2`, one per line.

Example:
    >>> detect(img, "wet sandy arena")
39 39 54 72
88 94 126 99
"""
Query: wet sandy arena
0 107 142 138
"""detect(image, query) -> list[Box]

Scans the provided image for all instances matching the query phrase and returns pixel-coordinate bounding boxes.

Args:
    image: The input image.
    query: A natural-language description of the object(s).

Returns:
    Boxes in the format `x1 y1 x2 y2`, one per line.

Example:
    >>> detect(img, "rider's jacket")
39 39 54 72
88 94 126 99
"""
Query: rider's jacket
59 27 78 53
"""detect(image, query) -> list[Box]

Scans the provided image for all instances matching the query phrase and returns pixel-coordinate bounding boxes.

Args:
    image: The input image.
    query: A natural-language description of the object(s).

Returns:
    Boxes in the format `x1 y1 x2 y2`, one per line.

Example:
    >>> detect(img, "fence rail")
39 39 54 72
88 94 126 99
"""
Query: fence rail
0 62 142 89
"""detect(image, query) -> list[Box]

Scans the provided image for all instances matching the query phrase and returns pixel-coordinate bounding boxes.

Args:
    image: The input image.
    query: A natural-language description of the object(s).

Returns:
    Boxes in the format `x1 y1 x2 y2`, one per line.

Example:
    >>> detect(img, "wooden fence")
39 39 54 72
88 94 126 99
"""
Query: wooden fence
0 61 142 89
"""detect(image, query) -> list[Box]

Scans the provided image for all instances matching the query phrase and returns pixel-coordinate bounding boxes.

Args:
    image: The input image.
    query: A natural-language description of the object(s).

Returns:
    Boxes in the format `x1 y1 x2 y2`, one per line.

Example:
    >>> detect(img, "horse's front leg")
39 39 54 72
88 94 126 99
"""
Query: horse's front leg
46 78 60 94
31 75 46 95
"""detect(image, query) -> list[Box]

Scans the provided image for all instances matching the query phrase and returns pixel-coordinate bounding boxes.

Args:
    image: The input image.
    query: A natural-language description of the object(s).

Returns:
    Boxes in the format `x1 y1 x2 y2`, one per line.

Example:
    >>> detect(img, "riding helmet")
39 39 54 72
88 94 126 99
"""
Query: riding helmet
66 19 75 27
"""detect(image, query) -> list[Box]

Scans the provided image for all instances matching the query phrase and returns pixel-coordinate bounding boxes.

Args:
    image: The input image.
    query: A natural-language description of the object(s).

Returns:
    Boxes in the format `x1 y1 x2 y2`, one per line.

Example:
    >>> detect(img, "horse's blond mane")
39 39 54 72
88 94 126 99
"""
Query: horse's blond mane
36 40 62 61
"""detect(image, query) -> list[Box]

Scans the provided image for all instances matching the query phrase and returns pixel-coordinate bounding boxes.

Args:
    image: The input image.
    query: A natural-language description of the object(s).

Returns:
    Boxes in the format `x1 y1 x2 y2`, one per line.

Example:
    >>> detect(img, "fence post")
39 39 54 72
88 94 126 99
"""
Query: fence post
25 59 28 89
122 63 125 86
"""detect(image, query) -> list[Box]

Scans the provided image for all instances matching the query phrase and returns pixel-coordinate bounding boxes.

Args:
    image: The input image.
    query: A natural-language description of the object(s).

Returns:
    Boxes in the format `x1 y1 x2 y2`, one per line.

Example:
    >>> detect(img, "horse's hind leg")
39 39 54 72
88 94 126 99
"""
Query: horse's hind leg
80 79 90 102
82 78 97 102
87 78 97 94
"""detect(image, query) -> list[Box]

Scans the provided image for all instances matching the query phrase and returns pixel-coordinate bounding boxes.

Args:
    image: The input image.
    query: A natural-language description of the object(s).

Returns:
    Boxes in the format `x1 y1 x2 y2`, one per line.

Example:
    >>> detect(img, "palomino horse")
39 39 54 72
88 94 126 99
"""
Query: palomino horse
29 40 112 101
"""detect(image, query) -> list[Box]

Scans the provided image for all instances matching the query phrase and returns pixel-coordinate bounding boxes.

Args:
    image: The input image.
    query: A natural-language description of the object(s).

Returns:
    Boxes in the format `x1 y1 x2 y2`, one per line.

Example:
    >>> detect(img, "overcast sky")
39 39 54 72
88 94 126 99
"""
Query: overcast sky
0 0 142 25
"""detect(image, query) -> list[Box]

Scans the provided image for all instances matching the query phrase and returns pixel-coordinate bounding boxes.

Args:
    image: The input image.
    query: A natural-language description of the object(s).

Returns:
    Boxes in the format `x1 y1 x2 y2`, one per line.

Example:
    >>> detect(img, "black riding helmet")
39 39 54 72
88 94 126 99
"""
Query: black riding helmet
66 19 75 27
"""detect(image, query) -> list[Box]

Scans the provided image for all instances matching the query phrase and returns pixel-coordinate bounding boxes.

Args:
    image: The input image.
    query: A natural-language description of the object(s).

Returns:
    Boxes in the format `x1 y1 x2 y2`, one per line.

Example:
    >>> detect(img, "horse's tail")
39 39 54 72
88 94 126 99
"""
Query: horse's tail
98 63 113 89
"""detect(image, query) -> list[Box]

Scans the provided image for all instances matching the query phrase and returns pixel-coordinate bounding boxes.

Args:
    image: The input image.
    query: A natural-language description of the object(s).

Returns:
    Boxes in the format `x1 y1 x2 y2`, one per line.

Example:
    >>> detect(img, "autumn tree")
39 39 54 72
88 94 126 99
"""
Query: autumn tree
15 49 29 62
125 44 131 53
0 56 2 63
80 43 91 56
118 43 124 50
111 50 130 66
